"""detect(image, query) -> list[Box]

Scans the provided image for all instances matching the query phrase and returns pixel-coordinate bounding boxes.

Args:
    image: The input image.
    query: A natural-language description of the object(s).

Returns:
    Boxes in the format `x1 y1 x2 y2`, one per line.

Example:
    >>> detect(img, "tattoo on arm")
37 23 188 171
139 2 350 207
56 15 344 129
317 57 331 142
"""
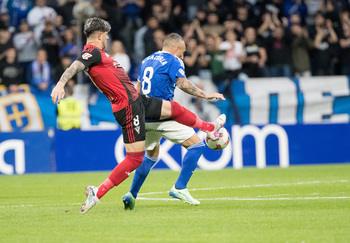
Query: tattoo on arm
58 61 85 84
176 77 206 99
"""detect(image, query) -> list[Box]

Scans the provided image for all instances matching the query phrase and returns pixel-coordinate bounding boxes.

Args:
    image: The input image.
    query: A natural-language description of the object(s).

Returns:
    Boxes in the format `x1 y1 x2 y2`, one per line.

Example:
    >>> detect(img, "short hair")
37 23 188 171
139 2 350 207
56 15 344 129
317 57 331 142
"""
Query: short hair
83 17 111 38
163 33 184 48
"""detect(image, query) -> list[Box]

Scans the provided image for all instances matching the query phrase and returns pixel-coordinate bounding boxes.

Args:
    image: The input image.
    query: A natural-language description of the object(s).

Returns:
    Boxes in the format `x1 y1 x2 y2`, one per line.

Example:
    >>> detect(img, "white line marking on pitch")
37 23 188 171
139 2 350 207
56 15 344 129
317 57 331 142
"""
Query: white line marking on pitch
138 179 349 196
0 203 81 208
0 180 348 208
137 196 350 201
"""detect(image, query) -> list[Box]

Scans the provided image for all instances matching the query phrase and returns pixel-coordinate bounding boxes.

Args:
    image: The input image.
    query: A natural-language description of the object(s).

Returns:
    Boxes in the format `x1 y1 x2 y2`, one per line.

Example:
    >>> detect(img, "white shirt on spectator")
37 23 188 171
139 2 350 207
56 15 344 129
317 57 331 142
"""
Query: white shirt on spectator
112 53 131 74
219 41 243 71
27 5 57 44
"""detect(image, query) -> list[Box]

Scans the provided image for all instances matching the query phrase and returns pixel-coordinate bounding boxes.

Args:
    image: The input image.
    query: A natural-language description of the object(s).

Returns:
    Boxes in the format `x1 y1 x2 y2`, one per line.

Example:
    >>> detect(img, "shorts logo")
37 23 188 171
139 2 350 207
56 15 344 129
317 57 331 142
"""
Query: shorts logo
133 115 140 134
82 53 92 60
179 68 185 75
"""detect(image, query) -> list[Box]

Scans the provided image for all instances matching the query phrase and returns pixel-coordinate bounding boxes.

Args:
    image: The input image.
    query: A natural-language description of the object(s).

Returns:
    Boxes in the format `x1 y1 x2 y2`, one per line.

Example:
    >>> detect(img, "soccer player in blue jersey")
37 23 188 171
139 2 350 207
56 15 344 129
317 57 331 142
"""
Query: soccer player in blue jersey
122 33 226 209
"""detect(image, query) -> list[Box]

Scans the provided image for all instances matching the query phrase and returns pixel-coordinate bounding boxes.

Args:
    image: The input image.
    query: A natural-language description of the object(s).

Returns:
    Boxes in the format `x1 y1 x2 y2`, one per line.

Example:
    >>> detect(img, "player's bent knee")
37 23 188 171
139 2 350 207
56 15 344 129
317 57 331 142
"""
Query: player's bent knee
126 151 144 168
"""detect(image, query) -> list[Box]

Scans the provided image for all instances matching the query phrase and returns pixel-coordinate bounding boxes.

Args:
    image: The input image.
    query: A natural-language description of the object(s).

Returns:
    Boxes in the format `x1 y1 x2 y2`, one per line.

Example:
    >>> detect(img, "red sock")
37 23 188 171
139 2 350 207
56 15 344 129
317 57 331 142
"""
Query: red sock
96 151 144 199
96 178 114 199
169 101 214 132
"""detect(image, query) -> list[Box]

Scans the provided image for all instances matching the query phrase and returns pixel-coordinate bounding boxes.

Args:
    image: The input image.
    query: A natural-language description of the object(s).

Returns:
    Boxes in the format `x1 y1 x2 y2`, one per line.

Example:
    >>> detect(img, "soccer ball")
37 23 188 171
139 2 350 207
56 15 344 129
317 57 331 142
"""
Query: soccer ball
205 127 230 151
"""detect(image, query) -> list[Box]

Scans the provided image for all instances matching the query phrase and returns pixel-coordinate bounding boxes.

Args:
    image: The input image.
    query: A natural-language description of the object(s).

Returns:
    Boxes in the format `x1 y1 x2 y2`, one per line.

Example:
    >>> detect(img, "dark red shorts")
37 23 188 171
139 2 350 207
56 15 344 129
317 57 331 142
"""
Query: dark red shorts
113 94 162 144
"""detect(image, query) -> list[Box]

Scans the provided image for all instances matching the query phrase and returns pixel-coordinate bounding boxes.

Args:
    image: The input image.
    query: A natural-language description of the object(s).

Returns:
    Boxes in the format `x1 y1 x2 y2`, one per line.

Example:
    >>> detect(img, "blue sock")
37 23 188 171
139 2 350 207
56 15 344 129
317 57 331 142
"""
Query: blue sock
175 141 205 190
130 154 157 198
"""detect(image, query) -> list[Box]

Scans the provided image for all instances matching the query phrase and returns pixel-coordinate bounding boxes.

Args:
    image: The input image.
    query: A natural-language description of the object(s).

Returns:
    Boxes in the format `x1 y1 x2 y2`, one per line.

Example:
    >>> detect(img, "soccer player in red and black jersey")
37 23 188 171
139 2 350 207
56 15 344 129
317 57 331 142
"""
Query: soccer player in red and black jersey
51 17 226 214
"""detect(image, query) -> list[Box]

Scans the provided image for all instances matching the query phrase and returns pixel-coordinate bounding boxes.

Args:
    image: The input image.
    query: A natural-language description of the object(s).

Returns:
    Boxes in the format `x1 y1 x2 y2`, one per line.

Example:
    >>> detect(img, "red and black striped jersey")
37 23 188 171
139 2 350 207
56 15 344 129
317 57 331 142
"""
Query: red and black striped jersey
77 44 139 112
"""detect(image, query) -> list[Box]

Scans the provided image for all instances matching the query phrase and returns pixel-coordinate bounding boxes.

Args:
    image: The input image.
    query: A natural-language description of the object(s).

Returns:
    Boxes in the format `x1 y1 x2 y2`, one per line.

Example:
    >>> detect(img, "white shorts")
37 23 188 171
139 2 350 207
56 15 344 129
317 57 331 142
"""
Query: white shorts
145 120 196 150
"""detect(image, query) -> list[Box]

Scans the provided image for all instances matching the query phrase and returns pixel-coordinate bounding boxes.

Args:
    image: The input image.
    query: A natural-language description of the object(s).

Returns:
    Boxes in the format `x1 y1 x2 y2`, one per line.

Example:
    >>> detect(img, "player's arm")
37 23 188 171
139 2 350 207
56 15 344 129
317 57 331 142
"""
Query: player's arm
51 47 101 104
136 80 141 93
51 60 85 104
176 77 225 100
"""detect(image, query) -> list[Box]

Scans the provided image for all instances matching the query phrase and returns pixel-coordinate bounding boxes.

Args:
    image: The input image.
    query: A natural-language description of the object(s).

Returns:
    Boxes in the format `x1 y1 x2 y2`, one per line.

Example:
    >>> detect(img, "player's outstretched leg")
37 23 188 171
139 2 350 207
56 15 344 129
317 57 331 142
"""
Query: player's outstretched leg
168 101 226 140
207 114 226 141
80 151 144 213
170 141 205 205
80 186 100 214
123 155 157 210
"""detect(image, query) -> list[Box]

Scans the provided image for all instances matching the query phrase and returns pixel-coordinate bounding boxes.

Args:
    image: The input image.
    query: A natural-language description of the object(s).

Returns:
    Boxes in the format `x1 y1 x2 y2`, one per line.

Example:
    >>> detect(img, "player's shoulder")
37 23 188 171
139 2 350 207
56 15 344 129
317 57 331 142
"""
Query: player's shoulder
162 52 184 68
82 45 101 54
81 45 101 59
174 55 185 68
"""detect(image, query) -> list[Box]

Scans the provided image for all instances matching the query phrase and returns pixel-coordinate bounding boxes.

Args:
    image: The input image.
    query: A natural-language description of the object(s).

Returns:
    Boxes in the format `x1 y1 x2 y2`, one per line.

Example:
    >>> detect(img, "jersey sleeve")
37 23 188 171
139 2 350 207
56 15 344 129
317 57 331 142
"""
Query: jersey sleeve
76 47 102 68
169 58 186 83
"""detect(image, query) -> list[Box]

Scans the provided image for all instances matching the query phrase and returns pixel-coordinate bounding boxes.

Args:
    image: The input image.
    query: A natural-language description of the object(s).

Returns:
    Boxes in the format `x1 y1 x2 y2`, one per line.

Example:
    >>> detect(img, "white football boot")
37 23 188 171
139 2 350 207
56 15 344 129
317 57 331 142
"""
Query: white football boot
207 114 226 141
80 186 100 214
169 185 200 205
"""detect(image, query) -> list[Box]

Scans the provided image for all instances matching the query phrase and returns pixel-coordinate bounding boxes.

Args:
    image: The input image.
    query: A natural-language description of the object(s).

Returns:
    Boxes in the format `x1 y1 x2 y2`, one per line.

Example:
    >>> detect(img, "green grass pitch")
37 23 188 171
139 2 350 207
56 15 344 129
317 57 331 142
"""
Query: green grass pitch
1 164 349 242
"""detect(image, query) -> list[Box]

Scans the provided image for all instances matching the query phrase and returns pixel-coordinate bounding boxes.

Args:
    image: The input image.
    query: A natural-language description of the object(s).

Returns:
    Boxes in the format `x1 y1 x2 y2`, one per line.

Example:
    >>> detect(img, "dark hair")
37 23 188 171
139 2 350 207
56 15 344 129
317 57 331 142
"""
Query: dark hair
83 17 111 37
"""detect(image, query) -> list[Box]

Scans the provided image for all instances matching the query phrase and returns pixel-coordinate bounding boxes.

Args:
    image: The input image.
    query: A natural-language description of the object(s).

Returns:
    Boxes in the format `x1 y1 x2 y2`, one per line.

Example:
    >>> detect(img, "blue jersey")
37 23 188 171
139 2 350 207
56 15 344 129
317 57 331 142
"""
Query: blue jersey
138 51 186 101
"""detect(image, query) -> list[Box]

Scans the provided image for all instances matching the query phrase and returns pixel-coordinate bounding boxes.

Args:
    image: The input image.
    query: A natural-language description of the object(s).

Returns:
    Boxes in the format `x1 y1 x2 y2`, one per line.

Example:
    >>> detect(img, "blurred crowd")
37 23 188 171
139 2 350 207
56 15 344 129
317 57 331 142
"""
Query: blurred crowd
1 0 350 96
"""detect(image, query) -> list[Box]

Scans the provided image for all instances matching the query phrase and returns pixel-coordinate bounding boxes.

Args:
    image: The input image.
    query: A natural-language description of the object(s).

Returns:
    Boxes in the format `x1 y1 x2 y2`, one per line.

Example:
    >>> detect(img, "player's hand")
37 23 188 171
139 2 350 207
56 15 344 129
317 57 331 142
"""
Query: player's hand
205 93 225 101
51 82 65 104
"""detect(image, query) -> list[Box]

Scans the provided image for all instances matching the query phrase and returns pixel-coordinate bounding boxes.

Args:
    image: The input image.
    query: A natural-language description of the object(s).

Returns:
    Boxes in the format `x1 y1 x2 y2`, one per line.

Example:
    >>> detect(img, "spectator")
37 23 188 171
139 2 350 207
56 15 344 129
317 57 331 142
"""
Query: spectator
0 10 12 33
284 0 307 27
57 81 82 130
145 28 166 56
193 7 207 26
0 27 13 62
207 0 228 23
133 15 159 65
290 24 313 77
186 0 207 21
241 27 268 78
41 21 60 67
6 0 33 31
118 0 145 54
57 0 75 28
118 0 145 28
13 20 37 82
202 12 226 36
55 55 74 84
183 19 206 44
184 37 207 79
229 0 255 22
257 11 281 45
259 0 284 19
27 0 57 43
233 4 257 36
305 0 323 26
110 40 131 74
0 47 23 93
143 15 162 56
202 34 226 84
59 28 78 63
27 49 52 91
266 26 293 77
92 0 109 20
339 22 350 75
54 15 67 35
219 30 244 80
312 15 338 75
156 0 184 33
